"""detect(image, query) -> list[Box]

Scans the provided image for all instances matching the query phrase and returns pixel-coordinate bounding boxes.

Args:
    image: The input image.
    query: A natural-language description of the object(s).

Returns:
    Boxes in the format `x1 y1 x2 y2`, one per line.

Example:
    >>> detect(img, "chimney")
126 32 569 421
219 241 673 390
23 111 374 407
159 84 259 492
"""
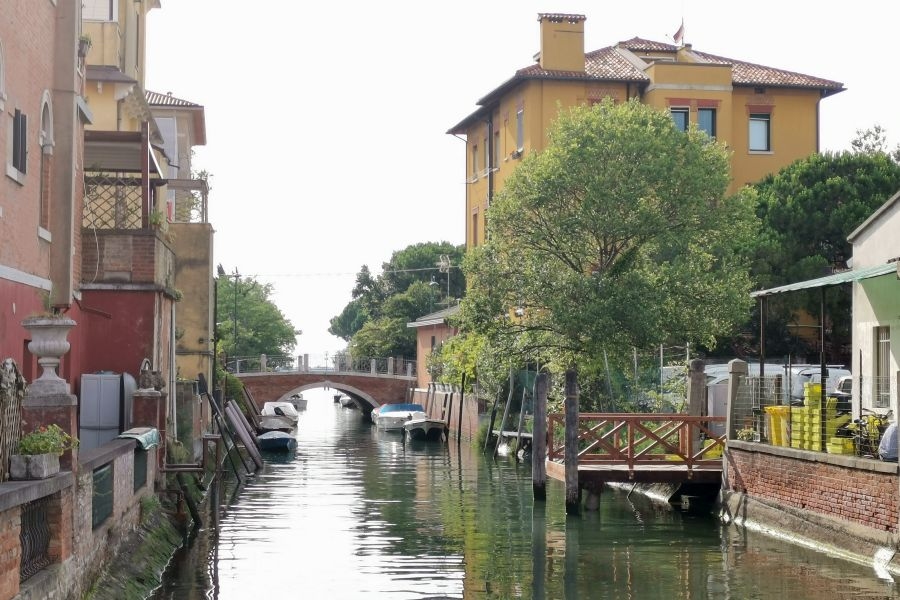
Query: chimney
536 13 586 72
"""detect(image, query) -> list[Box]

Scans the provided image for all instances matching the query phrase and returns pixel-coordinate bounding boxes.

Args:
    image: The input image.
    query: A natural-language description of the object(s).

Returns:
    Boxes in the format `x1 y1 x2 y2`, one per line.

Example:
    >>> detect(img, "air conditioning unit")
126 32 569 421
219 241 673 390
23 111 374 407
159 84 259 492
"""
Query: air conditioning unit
79 372 137 451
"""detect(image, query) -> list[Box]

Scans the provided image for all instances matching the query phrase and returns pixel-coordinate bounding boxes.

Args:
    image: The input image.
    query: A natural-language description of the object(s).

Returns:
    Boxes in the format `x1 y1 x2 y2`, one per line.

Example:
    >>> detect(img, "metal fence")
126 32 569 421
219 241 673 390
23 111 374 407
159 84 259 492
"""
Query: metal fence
730 373 893 458
19 496 51 582
227 353 417 378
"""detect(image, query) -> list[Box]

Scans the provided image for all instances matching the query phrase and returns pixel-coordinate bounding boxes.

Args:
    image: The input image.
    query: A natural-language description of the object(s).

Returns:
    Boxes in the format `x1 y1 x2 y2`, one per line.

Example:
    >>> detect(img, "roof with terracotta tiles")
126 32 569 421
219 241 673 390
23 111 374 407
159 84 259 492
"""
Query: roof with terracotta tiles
146 90 202 107
449 37 843 134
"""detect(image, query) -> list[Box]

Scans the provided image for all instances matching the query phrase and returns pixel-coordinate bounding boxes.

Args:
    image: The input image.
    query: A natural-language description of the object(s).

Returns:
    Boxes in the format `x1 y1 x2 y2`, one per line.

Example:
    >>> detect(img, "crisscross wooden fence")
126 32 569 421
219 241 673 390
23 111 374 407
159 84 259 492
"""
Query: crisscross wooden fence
547 413 726 473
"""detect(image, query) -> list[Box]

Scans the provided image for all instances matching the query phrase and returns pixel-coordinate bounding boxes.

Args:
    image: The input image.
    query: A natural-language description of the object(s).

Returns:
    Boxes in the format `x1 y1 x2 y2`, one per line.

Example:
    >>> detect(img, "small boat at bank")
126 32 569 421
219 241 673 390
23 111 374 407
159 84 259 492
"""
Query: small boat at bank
337 394 357 409
403 417 446 442
256 415 295 434
261 401 300 425
372 403 427 431
257 430 297 452
289 393 307 411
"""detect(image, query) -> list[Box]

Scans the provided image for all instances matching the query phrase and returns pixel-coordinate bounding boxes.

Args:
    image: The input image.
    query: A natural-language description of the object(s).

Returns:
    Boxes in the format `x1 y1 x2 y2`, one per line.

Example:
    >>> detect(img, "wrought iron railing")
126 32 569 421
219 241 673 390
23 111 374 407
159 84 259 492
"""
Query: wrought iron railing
19 496 51 582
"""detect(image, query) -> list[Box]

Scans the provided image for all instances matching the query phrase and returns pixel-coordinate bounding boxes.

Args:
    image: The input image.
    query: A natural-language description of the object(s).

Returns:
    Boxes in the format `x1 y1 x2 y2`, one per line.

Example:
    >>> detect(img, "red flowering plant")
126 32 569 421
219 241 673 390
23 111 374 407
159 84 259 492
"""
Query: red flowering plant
18 424 79 456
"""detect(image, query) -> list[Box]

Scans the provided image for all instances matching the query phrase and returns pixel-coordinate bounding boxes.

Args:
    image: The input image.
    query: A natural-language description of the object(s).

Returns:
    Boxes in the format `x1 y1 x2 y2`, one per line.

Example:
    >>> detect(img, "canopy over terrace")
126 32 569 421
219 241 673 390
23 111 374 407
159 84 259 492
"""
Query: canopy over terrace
748 261 897 396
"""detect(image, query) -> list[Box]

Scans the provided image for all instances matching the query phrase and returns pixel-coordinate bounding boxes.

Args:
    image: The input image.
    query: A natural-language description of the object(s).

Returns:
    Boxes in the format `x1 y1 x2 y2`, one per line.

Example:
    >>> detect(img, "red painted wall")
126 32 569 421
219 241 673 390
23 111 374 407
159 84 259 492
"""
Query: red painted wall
78 290 157 380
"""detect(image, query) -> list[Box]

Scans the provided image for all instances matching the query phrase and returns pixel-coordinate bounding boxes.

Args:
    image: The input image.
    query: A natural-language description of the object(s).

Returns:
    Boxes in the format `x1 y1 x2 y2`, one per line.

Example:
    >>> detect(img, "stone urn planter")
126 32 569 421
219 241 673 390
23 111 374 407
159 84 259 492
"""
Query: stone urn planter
9 453 60 480
22 315 76 395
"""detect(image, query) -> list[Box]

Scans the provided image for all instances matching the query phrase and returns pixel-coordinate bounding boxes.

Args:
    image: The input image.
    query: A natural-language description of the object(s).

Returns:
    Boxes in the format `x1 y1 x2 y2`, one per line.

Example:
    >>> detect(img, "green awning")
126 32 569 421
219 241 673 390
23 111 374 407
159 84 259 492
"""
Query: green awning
751 262 896 298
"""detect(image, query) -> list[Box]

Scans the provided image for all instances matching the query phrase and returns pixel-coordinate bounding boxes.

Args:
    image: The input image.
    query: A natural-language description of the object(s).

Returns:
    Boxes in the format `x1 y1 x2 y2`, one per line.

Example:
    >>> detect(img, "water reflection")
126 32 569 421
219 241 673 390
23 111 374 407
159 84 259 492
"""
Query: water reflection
154 388 899 599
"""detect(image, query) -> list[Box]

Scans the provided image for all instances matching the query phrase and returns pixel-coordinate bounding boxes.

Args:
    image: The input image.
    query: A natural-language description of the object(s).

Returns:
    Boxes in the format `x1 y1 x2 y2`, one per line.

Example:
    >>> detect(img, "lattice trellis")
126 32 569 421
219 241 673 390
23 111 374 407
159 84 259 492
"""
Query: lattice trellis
83 174 152 229
0 358 26 481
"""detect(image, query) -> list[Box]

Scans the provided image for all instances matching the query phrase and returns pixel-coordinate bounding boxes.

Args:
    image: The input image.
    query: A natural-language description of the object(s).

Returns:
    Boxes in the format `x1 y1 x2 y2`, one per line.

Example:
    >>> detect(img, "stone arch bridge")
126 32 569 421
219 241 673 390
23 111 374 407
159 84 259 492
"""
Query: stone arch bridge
236 369 416 412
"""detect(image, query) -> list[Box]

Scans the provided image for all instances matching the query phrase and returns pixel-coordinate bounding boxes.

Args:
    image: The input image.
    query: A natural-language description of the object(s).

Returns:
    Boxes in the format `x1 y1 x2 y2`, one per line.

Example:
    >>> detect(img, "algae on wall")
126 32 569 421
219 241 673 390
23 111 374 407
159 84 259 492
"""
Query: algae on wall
82 497 184 600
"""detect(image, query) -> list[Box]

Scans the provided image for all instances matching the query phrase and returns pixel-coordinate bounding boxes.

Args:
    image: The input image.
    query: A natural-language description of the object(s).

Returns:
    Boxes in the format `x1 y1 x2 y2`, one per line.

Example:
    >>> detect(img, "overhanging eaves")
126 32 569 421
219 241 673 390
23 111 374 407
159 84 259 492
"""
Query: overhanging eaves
750 262 896 298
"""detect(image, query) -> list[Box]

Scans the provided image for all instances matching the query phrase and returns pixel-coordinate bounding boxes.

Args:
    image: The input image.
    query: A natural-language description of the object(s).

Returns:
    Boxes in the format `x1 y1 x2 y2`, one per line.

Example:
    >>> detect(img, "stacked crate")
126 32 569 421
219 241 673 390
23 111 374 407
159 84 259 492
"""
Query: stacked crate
790 383 847 451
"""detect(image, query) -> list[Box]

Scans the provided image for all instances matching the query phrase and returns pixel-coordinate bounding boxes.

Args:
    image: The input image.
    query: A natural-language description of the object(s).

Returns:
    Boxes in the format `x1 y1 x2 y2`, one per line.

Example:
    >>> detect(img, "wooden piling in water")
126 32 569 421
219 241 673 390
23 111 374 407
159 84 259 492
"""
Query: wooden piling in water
532 373 548 501
564 370 580 515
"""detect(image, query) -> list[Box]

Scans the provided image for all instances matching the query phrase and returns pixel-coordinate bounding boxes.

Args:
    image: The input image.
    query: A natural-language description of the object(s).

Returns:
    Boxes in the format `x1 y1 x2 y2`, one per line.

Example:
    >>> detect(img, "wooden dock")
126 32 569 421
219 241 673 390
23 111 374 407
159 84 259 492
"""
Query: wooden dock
544 413 726 487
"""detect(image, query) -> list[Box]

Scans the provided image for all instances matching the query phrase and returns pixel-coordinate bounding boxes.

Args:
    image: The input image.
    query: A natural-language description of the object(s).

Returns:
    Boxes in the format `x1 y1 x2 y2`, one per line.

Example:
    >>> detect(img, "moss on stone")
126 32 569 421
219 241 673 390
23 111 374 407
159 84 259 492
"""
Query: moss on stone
82 498 184 600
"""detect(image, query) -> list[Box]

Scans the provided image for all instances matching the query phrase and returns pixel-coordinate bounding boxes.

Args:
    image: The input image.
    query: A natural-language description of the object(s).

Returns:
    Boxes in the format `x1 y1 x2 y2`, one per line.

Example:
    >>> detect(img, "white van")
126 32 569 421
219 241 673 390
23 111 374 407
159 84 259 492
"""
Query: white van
784 366 850 401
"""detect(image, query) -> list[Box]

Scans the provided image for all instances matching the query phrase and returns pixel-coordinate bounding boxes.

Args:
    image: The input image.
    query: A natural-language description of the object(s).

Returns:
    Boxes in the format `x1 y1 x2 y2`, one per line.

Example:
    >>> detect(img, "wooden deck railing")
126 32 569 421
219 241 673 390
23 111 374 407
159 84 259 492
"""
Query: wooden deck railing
547 413 726 471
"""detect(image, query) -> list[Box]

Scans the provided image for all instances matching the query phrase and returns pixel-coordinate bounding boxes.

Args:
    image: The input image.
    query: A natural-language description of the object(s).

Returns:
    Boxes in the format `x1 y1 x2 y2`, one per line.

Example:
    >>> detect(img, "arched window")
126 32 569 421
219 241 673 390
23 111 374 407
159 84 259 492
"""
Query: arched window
38 92 53 231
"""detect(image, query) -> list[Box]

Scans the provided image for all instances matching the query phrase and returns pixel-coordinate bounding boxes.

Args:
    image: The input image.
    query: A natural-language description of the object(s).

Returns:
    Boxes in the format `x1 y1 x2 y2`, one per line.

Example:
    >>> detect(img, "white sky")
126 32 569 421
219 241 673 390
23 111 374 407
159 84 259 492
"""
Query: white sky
146 1 900 357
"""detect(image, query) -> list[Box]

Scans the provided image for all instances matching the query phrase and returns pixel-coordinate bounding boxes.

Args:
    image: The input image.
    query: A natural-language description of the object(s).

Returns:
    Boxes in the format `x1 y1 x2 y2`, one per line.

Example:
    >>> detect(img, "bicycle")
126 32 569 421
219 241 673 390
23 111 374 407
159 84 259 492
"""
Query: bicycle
843 408 892 458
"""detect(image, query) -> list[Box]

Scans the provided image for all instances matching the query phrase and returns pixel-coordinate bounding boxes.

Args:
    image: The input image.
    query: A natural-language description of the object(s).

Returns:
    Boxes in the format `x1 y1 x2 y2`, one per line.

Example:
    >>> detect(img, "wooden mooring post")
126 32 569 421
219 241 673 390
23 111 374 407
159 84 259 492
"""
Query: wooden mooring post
532 372 548 501
564 370 580 515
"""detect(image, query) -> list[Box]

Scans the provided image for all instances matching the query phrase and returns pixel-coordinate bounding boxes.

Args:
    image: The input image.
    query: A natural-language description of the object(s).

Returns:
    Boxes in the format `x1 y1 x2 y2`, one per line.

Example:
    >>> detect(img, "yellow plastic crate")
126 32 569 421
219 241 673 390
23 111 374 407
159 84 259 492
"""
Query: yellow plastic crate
827 437 855 454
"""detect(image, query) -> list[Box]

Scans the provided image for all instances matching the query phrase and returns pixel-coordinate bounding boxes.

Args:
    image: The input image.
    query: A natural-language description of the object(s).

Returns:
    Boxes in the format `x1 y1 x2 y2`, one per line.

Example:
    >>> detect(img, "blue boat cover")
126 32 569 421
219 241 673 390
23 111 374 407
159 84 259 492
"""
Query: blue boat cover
378 403 425 414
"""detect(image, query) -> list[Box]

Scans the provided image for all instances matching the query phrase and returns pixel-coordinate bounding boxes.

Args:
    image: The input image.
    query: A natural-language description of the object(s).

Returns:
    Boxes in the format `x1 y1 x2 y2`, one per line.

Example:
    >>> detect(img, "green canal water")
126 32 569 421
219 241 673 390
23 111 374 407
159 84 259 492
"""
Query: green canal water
153 387 899 599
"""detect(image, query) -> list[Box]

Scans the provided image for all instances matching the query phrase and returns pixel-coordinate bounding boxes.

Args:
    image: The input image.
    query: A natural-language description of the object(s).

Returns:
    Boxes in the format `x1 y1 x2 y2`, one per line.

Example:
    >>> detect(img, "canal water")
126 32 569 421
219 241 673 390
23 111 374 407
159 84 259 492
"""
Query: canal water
153 387 899 599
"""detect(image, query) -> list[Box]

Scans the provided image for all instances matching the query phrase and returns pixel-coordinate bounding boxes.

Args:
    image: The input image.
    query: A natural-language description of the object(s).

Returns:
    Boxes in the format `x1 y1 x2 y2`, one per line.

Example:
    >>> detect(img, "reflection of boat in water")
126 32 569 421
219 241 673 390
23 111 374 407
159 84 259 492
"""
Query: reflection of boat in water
257 430 297 452
261 401 300 425
337 394 356 409
289 393 307 411
403 417 446 442
372 403 426 431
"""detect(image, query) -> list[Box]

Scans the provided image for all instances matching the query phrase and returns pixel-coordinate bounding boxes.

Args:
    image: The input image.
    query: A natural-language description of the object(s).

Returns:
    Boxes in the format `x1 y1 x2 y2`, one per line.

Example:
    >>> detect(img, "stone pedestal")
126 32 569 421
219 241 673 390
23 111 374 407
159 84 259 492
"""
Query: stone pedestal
21 392 79 472
132 389 168 473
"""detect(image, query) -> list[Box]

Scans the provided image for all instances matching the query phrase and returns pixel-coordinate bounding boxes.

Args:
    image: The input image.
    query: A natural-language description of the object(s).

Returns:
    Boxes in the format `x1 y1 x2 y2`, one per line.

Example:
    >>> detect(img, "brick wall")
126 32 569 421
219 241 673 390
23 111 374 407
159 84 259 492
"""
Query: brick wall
726 446 899 533
410 388 482 442
0 507 21 600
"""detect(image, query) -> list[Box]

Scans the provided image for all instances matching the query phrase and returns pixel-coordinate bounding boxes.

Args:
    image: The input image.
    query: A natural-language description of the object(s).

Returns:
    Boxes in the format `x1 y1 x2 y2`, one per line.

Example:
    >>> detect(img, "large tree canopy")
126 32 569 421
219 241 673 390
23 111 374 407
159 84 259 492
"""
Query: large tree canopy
216 274 298 360
329 242 466 358
752 150 900 288
457 99 757 370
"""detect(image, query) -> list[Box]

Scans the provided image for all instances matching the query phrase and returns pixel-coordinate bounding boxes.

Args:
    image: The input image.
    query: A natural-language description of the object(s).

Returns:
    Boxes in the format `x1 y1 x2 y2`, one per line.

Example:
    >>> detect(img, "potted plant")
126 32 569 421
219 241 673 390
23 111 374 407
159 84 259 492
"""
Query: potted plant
78 34 92 58
10 424 79 479
736 427 756 442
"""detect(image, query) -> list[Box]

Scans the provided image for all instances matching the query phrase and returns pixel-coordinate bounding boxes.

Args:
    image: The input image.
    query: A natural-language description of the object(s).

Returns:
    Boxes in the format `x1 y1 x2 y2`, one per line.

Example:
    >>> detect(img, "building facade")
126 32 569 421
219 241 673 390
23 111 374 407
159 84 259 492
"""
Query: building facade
448 13 844 250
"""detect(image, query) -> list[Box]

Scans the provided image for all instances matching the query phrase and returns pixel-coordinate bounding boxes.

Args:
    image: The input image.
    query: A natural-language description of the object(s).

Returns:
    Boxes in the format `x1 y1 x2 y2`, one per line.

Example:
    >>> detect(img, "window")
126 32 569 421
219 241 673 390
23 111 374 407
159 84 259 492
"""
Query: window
493 130 500 168
430 336 436 351
8 108 27 178
874 326 890 408
698 108 716 138
749 113 771 151
670 108 689 132
472 211 479 247
471 144 478 179
483 135 489 174
516 108 524 152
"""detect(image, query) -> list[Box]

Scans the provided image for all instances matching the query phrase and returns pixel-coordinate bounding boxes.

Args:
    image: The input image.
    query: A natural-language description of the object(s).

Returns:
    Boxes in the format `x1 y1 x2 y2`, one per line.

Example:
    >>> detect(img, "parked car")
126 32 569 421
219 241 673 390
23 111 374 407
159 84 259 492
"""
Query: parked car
829 375 853 413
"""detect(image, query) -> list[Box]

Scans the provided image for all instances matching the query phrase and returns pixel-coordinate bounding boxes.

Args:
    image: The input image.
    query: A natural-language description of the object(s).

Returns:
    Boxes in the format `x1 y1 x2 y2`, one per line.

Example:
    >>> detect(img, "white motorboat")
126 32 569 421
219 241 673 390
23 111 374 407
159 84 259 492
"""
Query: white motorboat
403 417 446 442
337 394 357 409
372 403 427 431
261 401 300 426
289 393 307 411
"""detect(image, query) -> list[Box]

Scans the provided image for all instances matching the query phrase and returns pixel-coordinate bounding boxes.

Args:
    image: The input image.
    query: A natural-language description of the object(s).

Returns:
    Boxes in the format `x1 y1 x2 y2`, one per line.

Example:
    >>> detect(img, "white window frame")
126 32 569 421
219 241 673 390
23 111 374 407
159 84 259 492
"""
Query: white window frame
749 113 771 152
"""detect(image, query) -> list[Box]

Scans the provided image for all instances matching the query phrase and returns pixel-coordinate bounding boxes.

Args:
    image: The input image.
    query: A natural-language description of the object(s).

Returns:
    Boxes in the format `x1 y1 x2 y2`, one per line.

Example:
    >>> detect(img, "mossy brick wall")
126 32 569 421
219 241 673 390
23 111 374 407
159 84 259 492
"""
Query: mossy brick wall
726 448 898 533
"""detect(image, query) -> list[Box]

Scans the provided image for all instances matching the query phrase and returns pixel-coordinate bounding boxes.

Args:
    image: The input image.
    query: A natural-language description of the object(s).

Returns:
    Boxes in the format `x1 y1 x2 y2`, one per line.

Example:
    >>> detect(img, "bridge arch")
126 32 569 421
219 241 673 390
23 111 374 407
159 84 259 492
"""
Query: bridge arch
238 371 413 411
273 380 379 410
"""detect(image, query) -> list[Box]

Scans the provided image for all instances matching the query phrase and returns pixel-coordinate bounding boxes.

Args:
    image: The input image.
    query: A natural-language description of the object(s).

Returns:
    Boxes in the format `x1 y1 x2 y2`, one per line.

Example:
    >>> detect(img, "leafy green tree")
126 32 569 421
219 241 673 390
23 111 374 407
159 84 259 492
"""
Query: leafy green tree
457 99 757 374
328 298 368 341
348 281 437 359
851 124 900 163
330 242 466 358
742 149 900 362
216 274 298 359
380 241 466 303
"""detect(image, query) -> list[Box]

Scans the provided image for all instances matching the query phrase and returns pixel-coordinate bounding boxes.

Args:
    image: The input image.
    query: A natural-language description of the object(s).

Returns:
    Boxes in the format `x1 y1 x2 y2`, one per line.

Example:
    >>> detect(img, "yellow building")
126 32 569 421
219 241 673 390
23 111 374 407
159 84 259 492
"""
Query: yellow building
448 13 844 250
